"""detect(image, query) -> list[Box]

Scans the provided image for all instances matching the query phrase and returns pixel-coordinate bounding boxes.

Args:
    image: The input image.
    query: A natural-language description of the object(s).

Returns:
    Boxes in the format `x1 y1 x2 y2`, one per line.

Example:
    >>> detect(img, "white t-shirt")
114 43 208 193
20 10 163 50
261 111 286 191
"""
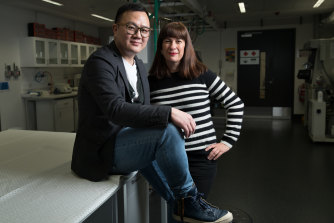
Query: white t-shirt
122 57 138 98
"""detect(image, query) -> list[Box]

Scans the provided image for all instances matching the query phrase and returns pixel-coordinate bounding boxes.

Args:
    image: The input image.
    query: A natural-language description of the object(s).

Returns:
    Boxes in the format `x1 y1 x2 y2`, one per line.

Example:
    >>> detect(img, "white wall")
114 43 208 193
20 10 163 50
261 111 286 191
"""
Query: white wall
194 23 314 115
0 3 98 130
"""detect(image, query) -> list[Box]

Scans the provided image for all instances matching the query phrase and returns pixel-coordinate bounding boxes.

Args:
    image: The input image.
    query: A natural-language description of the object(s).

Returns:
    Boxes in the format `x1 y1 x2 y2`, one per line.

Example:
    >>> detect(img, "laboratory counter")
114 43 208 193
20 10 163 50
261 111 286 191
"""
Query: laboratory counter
22 91 78 100
22 92 78 132
0 129 149 223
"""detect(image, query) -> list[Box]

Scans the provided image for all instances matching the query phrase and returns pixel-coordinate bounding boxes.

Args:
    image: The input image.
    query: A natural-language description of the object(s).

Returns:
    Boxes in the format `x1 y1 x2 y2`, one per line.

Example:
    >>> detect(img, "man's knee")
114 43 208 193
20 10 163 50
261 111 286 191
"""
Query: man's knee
158 124 185 152
165 124 183 141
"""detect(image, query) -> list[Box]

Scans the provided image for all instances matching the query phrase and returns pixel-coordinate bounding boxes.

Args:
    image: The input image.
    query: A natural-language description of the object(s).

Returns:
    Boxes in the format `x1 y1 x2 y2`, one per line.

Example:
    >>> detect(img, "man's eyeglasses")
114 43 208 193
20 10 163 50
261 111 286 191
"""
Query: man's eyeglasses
118 23 152 37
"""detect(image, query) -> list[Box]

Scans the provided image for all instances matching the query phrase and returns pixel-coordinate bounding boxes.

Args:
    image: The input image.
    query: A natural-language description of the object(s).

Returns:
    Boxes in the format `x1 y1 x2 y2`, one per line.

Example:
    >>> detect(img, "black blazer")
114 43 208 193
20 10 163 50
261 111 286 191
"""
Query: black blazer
71 41 171 182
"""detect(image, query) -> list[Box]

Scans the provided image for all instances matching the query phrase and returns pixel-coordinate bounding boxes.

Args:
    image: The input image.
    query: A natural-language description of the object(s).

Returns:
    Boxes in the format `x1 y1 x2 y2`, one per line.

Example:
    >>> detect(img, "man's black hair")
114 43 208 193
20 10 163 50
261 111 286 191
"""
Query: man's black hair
115 3 149 23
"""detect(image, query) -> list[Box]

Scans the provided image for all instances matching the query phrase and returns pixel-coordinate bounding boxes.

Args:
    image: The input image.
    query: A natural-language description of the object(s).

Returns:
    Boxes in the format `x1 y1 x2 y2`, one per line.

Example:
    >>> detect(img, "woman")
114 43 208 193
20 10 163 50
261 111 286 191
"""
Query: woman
149 22 244 199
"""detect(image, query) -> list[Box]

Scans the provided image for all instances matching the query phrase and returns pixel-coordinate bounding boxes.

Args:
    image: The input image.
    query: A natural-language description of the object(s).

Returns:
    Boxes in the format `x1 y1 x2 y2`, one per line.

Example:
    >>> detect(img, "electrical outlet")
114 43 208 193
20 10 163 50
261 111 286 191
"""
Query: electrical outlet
0 82 9 91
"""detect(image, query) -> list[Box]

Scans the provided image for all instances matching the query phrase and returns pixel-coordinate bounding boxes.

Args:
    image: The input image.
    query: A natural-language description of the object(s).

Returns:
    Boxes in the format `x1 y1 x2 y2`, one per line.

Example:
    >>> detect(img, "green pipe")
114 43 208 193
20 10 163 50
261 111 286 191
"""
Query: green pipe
153 0 159 53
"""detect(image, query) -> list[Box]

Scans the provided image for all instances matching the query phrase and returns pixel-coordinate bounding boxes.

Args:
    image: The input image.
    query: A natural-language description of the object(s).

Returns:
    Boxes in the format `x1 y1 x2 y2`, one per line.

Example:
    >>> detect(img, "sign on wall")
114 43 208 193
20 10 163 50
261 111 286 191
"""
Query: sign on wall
225 48 235 62
240 50 260 65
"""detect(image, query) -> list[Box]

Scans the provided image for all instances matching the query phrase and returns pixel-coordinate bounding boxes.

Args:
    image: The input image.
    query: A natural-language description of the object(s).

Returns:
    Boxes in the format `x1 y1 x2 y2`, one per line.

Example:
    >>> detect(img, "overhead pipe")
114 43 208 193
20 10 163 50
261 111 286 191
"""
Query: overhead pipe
135 0 158 52
180 0 219 31
153 0 159 53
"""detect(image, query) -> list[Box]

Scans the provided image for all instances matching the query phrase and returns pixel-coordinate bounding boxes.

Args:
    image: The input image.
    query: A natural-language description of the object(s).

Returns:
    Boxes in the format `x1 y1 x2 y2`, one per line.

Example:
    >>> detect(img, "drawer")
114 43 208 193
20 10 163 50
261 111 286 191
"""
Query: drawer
54 98 73 109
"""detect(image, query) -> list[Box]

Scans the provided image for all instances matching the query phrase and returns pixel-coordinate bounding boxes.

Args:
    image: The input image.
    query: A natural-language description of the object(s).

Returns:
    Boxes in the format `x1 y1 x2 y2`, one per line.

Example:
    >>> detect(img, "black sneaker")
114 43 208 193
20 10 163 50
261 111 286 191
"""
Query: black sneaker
173 186 233 223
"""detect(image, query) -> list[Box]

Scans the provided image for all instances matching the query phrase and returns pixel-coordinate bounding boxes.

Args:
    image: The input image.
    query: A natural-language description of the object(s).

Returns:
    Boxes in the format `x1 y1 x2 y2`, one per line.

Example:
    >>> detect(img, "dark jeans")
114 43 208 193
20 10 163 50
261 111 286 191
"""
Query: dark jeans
112 124 194 199
187 149 217 199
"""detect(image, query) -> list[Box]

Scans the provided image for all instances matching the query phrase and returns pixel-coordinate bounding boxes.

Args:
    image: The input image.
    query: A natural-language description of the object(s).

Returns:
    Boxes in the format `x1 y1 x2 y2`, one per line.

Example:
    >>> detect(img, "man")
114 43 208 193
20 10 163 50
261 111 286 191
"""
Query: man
71 3 233 223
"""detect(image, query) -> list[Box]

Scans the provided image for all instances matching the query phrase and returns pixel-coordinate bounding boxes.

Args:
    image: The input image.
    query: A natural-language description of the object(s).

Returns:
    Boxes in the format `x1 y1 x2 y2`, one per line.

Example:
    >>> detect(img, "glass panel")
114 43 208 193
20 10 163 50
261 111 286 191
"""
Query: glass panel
80 45 87 64
48 41 58 65
71 44 78 64
89 46 95 55
60 43 69 65
35 40 45 64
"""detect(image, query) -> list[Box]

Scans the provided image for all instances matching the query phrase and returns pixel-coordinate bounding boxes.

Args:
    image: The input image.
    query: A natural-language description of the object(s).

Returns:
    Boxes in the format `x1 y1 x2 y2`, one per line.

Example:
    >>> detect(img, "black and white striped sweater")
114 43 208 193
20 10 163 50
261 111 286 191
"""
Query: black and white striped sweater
149 70 244 151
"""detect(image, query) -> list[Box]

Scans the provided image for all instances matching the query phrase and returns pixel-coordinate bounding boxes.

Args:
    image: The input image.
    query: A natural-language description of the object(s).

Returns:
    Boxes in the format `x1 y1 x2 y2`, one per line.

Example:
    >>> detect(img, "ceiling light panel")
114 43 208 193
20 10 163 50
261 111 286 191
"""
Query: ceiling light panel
41 0 63 6
91 14 114 22
238 2 246 13
313 0 325 8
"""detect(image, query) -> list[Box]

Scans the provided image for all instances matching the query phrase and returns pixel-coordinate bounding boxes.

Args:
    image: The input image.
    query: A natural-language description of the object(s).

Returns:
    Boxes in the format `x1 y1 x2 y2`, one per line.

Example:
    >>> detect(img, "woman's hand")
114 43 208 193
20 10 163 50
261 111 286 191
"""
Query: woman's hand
205 143 230 160
170 108 196 138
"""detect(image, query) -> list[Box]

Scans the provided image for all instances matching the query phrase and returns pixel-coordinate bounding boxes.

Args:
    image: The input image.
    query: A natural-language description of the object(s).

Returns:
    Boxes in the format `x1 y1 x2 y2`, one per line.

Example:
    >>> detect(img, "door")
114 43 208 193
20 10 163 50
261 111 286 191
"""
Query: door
54 98 74 132
237 29 295 109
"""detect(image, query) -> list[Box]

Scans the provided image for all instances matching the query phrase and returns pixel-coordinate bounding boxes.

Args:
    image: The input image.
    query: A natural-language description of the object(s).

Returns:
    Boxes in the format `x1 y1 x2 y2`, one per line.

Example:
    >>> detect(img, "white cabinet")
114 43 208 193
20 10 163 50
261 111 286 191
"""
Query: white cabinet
36 98 74 132
59 41 70 65
88 45 96 55
20 37 101 67
70 42 80 66
80 44 98 65
47 40 59 66
54 99 75 132
20 37 47 67
80 44 99 66
20 38 61 67
80 44 88 65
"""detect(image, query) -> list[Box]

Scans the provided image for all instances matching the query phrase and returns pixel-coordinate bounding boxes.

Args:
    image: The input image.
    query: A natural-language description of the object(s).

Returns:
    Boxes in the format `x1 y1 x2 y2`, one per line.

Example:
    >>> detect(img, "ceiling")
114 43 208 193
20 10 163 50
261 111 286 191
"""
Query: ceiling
1 0 334 31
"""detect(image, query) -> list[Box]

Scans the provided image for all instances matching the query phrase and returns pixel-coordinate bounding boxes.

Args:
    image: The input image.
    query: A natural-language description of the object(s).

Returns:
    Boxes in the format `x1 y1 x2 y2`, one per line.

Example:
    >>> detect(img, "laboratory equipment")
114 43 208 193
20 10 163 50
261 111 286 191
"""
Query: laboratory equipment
298 38 334 142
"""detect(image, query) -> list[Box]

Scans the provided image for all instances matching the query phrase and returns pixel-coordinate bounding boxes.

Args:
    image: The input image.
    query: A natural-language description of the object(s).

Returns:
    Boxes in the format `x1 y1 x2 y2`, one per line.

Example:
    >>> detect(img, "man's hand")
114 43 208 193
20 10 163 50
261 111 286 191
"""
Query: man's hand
170 108 196 138
205 143 230 160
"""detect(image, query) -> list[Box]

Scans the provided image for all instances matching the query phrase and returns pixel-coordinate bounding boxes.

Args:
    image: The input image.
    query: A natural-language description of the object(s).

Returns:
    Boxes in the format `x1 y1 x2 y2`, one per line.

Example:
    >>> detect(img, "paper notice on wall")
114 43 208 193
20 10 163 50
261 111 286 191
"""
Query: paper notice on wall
240 50 260 65
0 82 9 91
225 48 235 62
240 57 259 65
240 50 259 58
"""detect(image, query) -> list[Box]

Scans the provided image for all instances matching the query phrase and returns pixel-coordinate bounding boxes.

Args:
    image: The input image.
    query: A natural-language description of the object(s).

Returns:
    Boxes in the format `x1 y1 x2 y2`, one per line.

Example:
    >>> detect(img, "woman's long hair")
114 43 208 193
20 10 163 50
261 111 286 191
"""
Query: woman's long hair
149 22 207 79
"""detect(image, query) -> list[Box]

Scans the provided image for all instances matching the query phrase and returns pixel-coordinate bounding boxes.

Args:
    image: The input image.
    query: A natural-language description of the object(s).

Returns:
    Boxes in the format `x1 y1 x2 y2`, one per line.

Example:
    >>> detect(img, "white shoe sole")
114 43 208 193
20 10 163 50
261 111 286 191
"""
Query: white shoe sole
173 211 233 223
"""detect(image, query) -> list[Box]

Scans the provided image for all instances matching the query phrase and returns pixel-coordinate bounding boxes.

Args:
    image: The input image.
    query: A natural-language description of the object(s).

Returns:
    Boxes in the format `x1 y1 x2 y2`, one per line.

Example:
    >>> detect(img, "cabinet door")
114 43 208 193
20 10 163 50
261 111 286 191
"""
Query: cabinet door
20 37 101 67
88 46 96 56
36 100 54 131
59 41 70 65
80 44 88 65
47 40 59 65
54 98 74 132
70 43 79 66
20 37 49 67
35 39 46 65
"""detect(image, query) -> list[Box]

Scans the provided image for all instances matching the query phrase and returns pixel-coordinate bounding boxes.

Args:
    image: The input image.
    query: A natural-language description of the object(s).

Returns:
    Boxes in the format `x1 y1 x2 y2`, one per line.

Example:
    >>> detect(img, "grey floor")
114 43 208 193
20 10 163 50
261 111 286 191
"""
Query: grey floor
150 117 334 223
